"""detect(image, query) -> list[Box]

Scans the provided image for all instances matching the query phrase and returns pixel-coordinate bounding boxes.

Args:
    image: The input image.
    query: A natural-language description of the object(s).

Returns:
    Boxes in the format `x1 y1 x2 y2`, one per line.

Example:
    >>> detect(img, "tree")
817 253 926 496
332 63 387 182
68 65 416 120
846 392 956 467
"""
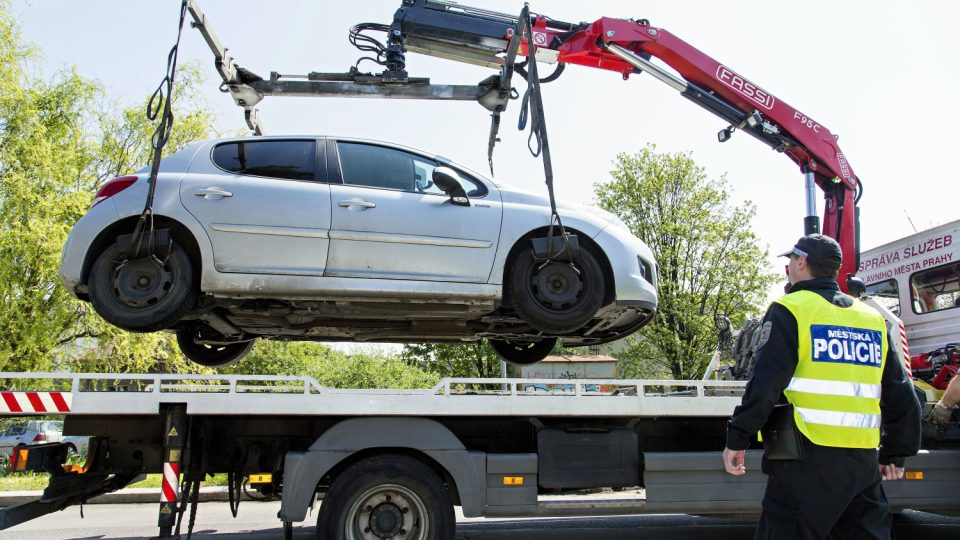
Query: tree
594 145 779 380
401 342 502 378
220 340 439 389
0 6 100 373
0 2 217 374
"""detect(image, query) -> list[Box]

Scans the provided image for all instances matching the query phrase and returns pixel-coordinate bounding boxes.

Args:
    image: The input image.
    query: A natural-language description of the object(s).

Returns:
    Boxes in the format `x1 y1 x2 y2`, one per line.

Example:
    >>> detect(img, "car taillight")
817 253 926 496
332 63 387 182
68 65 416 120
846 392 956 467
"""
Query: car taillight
32 433 46 442
92 176 138 207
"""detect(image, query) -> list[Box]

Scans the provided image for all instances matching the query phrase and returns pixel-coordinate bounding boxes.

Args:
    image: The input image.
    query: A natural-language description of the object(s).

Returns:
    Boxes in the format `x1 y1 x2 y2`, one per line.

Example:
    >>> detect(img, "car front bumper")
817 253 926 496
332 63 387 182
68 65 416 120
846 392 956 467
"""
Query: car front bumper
593 226 659 308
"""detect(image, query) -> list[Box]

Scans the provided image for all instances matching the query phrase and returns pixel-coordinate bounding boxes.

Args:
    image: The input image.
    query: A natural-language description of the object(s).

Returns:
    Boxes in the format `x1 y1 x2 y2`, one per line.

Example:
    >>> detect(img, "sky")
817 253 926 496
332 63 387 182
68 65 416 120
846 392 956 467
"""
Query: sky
11 0 960 304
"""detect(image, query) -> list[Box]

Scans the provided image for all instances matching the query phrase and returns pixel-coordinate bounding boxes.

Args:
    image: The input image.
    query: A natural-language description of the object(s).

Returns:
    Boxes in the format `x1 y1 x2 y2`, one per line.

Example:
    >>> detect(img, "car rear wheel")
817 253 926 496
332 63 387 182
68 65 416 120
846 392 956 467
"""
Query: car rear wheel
489 338 557 365
88 239 197 332
507 243 606 334
176 323 255 368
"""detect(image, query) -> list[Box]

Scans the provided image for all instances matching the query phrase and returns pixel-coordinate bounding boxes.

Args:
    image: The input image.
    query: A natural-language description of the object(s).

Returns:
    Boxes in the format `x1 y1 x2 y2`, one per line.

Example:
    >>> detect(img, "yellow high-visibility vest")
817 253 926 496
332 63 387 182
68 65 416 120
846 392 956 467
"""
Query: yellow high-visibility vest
775 290 887 448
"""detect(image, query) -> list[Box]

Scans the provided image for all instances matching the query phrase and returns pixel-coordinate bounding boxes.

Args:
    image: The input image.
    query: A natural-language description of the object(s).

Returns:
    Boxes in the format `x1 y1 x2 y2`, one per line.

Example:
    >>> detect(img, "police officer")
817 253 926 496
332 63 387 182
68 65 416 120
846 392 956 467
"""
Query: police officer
722 234 921 539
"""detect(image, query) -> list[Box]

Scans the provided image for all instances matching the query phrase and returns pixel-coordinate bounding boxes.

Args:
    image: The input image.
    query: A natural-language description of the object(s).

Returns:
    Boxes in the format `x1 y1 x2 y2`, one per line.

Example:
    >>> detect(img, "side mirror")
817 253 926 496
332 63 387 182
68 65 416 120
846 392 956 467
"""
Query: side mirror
432 167 470 207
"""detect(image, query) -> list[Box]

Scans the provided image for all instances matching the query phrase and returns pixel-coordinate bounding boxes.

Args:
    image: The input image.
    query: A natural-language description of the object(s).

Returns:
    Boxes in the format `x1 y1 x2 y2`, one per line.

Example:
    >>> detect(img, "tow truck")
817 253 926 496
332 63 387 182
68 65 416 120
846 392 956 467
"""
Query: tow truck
1 1 958 538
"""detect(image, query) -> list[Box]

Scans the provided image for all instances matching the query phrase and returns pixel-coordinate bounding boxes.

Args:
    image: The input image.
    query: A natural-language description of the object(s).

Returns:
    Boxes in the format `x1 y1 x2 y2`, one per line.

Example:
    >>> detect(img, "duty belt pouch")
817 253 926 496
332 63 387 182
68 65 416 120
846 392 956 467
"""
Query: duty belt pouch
761 403 804 460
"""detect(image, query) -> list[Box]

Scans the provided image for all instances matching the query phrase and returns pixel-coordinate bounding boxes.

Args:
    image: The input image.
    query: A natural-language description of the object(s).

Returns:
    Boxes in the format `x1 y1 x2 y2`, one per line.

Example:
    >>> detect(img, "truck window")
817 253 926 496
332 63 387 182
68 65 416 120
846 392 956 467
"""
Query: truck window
865 279 900 316
910 263 960 314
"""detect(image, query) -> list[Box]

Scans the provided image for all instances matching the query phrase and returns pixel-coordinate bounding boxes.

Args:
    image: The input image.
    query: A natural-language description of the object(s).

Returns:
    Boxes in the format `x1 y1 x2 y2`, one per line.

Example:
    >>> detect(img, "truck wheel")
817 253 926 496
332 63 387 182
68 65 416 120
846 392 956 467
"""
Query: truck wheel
176 323 255 368
489 337 557 365
317 454 454 540
507 244 605 334
88 239 196 332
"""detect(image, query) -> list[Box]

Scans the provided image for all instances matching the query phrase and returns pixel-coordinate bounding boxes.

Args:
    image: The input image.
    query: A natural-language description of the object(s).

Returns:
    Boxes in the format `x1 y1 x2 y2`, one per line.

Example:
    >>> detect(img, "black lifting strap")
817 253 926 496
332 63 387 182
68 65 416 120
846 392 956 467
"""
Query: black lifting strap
175 425 204 540
515 7 568 258
127 0 188 260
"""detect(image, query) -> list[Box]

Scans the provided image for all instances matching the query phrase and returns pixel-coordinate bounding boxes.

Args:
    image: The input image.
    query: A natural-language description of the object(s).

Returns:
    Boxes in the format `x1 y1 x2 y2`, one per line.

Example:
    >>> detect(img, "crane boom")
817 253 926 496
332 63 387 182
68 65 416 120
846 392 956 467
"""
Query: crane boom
385 1 862 289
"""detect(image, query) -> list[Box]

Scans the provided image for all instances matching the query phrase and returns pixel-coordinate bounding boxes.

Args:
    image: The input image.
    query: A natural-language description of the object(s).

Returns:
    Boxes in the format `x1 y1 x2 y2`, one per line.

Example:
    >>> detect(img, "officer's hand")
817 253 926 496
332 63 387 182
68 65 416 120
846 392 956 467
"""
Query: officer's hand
879 463 904 481
723 447 746 475
929 401 954 426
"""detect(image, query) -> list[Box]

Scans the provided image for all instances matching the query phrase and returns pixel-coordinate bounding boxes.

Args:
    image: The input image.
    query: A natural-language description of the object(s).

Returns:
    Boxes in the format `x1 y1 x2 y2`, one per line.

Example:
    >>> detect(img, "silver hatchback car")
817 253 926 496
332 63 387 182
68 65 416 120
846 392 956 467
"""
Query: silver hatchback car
60 136 657 367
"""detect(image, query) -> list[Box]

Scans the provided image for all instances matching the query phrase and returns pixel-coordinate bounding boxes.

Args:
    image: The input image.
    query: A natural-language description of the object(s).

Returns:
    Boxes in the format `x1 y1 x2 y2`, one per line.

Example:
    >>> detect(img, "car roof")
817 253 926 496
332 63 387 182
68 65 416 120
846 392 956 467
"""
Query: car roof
198 135 500 186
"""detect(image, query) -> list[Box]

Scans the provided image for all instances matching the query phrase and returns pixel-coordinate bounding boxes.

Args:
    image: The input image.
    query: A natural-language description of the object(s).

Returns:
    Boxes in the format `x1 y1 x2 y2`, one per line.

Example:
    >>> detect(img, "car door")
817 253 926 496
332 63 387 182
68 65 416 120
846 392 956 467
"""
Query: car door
326 140 502 283
179 139 332 275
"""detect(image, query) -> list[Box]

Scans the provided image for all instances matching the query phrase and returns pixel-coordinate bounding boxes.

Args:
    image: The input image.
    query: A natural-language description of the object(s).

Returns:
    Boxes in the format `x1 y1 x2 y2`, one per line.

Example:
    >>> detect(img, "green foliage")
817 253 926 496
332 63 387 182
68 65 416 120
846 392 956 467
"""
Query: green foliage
0 8 99 373
219 340 333 377
92 63 215 183
314 350 441 389
0 3 217 374
595 145 779 380
0 472 230 491
222 341 440 389
401 341 503 378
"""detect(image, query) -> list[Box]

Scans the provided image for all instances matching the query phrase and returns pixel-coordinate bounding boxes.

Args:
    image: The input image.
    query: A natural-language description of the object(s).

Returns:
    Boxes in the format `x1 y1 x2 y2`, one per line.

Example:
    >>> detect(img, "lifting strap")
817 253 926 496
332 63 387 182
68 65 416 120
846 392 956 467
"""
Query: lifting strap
513 7 569 258
127 0 188 260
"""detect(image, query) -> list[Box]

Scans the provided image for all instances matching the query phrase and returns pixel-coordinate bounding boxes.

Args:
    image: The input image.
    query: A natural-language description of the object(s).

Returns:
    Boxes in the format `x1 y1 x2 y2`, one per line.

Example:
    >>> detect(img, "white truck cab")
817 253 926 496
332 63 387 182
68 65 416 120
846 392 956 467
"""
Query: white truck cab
859 220 960 355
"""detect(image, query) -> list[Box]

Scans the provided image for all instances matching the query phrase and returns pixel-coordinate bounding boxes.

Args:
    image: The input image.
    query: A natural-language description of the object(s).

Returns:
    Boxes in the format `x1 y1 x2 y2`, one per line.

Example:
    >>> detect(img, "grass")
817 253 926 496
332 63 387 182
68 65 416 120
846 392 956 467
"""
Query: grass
0 472 230 491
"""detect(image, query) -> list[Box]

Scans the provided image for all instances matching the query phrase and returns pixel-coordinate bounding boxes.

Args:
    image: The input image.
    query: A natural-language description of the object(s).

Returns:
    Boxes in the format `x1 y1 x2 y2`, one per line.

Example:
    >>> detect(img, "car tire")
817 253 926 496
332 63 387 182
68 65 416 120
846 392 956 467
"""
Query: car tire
489 338 557 365
317 453 454 540
88 239 197 333
176 323 255 368
507 243 606 334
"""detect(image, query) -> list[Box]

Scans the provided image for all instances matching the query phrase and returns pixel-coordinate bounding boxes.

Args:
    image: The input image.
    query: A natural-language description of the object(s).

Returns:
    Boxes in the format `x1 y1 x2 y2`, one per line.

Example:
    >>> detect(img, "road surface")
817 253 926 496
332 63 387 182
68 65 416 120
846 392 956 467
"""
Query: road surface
1 501 958 539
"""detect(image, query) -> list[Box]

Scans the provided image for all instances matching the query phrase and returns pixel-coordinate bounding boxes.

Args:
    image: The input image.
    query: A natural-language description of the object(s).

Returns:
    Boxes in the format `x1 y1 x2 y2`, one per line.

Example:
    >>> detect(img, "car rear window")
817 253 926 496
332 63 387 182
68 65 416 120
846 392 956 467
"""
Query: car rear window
212 140 316 180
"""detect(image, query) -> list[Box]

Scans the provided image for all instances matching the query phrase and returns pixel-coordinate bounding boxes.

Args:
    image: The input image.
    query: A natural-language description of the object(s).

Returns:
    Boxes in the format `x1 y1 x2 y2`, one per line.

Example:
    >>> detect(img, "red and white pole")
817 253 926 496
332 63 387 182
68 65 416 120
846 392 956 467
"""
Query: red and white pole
157 405 187 537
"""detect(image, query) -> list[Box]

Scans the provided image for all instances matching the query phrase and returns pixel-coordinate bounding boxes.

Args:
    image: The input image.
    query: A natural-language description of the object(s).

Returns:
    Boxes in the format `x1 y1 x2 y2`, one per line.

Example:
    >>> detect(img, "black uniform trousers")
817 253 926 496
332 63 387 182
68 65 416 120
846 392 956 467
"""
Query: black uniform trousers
755 436 891 540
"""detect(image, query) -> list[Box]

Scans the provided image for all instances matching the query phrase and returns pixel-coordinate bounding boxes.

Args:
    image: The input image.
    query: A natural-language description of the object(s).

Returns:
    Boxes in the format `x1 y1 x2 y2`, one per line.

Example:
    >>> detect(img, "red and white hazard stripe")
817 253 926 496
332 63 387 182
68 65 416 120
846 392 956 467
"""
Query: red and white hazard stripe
898 321 912 379
161 462 180 503
0 392 71 413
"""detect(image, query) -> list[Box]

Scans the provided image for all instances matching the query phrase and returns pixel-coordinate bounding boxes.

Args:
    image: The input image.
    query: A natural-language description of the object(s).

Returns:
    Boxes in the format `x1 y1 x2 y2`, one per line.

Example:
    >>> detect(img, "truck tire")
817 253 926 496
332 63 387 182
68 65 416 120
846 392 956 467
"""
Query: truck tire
317 453 454 540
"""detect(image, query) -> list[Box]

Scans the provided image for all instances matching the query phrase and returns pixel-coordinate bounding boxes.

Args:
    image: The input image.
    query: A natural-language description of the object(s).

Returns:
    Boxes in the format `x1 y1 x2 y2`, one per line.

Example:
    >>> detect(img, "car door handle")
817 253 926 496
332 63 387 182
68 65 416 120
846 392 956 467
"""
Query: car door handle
338 200 376 209
194 187 233 199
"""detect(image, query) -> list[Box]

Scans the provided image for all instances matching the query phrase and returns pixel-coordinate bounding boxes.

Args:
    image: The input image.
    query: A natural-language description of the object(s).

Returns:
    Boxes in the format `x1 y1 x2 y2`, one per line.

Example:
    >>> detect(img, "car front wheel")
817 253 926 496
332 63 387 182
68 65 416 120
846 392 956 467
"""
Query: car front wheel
88 239 197 333
176 323 255 368
507 243 606 334
489 338 557 365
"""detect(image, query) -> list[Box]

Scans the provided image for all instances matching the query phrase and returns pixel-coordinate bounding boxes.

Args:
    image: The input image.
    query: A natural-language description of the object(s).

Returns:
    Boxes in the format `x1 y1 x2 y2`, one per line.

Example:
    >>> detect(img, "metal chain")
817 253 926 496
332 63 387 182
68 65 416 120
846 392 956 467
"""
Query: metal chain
127 0 189 259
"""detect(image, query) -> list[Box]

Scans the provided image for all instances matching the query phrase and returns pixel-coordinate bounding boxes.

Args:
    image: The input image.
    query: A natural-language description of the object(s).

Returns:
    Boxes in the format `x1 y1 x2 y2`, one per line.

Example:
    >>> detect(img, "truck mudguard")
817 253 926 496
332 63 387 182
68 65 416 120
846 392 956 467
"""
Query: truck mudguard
279 417 486 522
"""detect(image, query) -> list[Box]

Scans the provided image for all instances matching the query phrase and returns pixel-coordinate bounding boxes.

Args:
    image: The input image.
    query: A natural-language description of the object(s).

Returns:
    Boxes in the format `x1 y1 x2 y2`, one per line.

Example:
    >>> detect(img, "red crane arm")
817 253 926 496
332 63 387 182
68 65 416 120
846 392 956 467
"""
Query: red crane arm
519 16 860 287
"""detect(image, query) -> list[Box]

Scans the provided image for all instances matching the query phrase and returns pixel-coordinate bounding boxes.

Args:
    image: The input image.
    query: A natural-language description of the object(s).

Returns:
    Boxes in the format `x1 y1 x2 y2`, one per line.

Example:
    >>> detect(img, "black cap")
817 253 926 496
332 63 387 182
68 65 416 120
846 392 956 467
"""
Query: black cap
779 234 842 270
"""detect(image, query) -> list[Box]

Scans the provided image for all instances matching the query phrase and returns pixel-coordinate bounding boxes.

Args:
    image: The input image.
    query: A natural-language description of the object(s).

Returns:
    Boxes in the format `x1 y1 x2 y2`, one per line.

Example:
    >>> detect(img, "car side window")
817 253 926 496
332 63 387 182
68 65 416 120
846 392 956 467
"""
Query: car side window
337 142 486 197
212 140 316 181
